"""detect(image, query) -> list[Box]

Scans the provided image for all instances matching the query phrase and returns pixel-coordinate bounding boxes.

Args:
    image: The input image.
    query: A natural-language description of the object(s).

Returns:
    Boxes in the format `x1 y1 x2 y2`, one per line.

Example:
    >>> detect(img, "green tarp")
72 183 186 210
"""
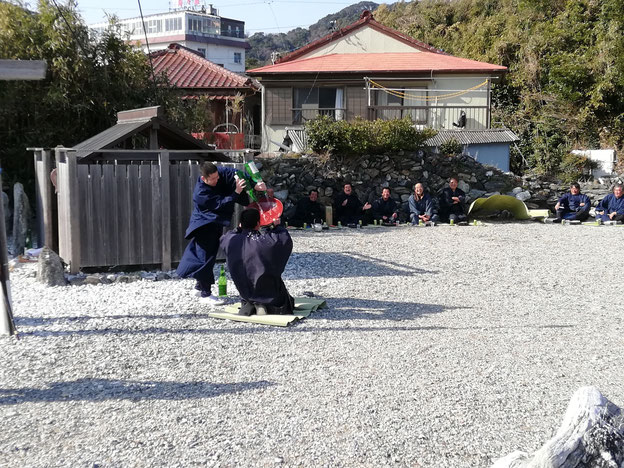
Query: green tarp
467 194 549 220
208 297 327 327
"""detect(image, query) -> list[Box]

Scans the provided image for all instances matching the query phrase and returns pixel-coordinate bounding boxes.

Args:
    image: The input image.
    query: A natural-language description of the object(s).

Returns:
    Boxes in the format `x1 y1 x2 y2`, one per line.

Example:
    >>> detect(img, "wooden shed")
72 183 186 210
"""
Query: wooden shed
32 106 246 273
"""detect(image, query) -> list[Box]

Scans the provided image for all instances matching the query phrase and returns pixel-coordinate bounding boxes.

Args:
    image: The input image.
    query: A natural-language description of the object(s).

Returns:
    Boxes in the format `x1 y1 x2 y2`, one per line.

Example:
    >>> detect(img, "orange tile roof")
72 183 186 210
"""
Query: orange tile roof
248 52 507 75
150 44 258 90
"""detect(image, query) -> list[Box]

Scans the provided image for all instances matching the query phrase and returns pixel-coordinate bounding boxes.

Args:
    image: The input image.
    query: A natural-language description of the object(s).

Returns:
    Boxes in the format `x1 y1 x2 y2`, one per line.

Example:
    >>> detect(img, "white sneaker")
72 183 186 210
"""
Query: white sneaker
199 295 226 306
191 290 203 297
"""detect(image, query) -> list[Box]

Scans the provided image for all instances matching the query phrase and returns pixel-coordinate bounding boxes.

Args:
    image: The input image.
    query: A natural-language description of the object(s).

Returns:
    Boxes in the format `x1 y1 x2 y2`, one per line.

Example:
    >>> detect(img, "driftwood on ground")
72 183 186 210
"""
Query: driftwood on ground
493 386 624 468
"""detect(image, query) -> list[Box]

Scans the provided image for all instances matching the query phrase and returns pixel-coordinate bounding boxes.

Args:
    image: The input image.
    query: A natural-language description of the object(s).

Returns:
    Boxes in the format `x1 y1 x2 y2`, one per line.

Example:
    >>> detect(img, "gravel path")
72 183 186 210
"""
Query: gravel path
1 222 623 467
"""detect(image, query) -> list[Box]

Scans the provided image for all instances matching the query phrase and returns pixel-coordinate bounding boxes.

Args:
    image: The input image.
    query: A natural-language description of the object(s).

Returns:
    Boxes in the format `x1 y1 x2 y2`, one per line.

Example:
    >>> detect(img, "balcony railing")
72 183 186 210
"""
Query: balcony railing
292 107 346 125
290 105 490 130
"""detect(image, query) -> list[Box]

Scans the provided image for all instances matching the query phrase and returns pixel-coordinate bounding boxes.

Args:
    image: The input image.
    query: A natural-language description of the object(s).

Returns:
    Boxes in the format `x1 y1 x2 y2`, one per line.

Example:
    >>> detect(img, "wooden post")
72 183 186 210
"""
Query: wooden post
325 206 333 226
0 172 17 336
57 149 81 273
34 149 55 249
159 150 172 271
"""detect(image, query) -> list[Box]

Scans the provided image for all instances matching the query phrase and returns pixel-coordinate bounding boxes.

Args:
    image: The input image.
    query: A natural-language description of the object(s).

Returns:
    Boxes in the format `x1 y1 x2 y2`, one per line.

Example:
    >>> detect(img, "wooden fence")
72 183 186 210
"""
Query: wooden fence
34 148 245 273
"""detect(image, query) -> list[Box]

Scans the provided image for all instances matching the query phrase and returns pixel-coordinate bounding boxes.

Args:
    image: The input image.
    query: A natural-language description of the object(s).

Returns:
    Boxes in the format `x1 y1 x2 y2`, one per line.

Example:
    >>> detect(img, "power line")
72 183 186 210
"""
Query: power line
137 0 156 83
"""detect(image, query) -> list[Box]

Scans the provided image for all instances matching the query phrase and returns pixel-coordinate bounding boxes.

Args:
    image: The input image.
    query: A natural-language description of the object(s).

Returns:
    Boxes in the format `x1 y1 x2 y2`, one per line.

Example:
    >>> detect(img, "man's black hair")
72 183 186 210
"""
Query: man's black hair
309 189 318 195
382 187 391 192
200 162 218 178
240 208 261 230
570 182 581 190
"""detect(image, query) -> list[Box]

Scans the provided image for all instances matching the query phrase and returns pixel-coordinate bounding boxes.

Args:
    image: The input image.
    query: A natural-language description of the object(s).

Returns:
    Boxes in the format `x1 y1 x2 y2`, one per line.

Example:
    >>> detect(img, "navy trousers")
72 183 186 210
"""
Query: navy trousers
176 223 222 296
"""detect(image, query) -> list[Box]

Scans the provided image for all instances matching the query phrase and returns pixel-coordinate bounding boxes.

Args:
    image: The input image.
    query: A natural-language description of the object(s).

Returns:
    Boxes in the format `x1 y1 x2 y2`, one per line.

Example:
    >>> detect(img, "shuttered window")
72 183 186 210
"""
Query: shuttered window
266 87 293 125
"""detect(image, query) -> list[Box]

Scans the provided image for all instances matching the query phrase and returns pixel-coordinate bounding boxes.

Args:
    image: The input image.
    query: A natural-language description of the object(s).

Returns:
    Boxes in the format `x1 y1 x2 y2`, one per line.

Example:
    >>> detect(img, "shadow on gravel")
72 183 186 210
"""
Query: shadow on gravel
0 378 274 405
318 297 453 321
285 252 436 279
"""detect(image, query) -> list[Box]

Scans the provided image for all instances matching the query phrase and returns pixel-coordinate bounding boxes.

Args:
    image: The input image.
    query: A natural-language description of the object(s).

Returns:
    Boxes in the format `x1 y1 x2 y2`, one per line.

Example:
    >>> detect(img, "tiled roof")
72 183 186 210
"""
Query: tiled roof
276 11 446 64
248 52 507 75
151 44 258 90
425 129 519 146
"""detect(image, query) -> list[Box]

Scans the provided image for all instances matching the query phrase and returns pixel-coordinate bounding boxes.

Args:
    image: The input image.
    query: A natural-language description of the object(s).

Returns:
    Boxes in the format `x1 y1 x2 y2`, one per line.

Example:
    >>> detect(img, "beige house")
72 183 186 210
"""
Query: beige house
247 11 507 153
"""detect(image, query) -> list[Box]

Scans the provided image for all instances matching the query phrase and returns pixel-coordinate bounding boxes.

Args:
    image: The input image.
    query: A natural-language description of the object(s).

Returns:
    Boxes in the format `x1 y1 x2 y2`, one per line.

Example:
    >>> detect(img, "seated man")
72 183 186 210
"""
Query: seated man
408 183 439 225
439 177 467 223
290 189 325 227
595 184 624 223
371 187 398 224
553 182 591 222
220 209 294 316
333 183 371 226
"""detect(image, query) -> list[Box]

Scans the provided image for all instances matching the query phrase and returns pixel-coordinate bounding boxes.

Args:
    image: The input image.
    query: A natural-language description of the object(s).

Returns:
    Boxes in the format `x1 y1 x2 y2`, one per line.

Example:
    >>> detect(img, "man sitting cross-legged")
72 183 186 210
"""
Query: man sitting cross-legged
220 209 294 316
595 184 624 223
408 183 439 225
553 182 591 222
439 177 467 224
371 187 399 225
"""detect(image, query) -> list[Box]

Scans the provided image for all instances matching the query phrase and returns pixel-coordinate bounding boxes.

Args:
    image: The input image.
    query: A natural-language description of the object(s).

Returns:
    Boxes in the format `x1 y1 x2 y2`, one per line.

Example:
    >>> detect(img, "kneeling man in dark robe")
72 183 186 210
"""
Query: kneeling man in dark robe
221 209 294 316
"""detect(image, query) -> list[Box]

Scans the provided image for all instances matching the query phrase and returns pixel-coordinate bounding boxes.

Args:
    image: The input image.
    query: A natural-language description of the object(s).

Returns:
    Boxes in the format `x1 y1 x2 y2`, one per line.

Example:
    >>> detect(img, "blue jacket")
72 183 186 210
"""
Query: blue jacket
596 193 624 215
557 193 590 214
185 166 247 239
408 193 435 217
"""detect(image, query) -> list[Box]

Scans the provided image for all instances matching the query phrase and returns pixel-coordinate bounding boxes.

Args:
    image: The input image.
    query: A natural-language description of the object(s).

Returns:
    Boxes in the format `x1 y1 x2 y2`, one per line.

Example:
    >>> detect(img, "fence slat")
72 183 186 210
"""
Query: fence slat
159 152 171 270
127 164 140 265
77 164 91 267
116 164 131 265
102 164 118 267
139 164 154 264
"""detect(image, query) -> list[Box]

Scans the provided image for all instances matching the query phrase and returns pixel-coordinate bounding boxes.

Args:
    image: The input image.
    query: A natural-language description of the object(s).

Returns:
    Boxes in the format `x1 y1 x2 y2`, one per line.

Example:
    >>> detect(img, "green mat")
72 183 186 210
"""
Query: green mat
208 297 327 327
467 194 549 220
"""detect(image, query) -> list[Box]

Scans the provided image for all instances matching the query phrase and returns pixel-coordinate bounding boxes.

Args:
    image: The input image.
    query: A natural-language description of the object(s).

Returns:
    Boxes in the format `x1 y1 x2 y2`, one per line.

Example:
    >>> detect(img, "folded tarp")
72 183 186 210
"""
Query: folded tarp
467 194 549 220
208 297 327 327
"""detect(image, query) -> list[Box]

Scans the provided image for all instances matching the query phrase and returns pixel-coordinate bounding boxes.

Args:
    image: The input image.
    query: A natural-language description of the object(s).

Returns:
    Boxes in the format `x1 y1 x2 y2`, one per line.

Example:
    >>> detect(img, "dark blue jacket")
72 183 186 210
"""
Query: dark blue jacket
185 166 247 239
221 225 292 307
557 193 590 214
408 193 435 217
440 187 466 215
597 193 624 215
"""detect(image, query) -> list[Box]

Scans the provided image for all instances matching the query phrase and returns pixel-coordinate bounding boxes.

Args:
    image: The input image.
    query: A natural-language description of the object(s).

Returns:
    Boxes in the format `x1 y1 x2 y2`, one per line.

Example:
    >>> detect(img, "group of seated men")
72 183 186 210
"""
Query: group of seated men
286 177 470 227
285 179 624 227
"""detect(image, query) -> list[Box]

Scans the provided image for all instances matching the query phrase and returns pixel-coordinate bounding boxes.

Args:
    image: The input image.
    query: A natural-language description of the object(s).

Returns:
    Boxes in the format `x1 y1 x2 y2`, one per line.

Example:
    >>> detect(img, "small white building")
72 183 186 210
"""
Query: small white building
90 3 249 73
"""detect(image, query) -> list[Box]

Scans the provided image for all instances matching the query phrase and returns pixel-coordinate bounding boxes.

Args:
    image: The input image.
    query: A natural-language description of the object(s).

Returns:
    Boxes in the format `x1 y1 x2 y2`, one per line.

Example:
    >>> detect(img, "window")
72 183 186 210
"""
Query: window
293 87 341 123
165 17 181 32
234 52 242 64
375 87 427 123
197 48 206 58
146 19 162 34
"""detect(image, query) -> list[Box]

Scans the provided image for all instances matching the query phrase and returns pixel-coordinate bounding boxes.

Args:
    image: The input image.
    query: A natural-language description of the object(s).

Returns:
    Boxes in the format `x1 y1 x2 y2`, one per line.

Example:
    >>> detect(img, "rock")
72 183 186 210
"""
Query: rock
37 247 66 287
486 170 494 177
423 171 429 179
67 276 85 286
516 191 531 202
458 180 470 193
115 275 130 284
273 190 289 200
12 183 30 255
400 194 410 202
84 275 102 285
468 189 487 200
512 187 523 194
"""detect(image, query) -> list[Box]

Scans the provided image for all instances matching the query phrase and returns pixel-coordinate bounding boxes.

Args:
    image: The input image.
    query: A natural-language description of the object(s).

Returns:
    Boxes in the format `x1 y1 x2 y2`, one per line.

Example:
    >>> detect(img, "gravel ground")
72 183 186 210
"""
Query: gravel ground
1 222 623 468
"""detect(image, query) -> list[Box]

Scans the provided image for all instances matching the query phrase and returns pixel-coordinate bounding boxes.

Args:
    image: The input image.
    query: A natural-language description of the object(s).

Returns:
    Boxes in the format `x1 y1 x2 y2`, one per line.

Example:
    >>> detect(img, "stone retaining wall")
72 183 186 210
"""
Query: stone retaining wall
257 152 624 214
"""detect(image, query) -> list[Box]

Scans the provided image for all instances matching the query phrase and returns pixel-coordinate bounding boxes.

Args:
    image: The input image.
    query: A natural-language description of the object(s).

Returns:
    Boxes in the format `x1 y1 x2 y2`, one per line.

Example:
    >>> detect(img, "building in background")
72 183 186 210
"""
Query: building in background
90 1 249 73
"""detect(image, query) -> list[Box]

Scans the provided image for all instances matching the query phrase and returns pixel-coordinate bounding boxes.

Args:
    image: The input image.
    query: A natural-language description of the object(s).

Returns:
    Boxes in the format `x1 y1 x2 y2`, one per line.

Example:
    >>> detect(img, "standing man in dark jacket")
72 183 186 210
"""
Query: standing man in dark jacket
408 183 438 225
221 209 294 316
291 189 325 227
553 182 591 222
372 187 398 224
334 183 371 226
440 177 467 224
177 162 265 305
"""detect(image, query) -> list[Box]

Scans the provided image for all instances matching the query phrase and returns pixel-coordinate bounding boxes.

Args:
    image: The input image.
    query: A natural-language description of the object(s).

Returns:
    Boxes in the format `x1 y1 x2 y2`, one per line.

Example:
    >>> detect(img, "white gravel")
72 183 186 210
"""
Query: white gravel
1 222 623 467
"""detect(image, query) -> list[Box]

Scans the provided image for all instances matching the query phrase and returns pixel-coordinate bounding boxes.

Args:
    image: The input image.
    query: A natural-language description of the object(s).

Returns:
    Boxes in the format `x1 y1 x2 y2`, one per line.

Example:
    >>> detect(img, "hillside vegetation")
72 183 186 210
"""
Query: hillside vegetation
374 0 624 174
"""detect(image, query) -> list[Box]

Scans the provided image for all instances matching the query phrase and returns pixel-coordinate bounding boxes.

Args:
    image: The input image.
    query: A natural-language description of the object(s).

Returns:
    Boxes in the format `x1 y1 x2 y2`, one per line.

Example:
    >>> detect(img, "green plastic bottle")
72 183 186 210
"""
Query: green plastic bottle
218 265 227 297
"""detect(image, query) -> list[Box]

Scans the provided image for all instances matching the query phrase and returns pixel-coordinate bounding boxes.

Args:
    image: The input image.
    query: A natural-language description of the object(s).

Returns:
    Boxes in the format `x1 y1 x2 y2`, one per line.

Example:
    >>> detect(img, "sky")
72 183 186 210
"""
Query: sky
74 0 392 35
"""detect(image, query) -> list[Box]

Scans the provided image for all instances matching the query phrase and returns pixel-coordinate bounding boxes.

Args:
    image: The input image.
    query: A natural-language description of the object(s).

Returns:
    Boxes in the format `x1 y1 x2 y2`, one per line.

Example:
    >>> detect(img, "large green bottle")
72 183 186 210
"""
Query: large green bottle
236 161 265 203
218 265 227 297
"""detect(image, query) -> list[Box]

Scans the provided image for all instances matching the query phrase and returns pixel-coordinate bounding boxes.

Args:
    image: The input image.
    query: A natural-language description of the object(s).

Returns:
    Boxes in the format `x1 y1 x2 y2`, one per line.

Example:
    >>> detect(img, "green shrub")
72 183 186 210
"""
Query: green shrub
438 138 463 156
305 116 436 156
558 152 598 184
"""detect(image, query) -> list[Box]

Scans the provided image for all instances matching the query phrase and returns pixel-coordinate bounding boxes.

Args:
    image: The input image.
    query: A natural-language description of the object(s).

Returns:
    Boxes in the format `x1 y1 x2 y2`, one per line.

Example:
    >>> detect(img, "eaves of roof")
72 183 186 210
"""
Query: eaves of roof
425 129 520 146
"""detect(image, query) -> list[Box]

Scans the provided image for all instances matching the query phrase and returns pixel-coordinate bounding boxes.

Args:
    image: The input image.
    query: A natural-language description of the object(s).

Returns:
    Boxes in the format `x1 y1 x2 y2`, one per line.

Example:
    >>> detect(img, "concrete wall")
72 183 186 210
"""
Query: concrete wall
463 143 510 172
